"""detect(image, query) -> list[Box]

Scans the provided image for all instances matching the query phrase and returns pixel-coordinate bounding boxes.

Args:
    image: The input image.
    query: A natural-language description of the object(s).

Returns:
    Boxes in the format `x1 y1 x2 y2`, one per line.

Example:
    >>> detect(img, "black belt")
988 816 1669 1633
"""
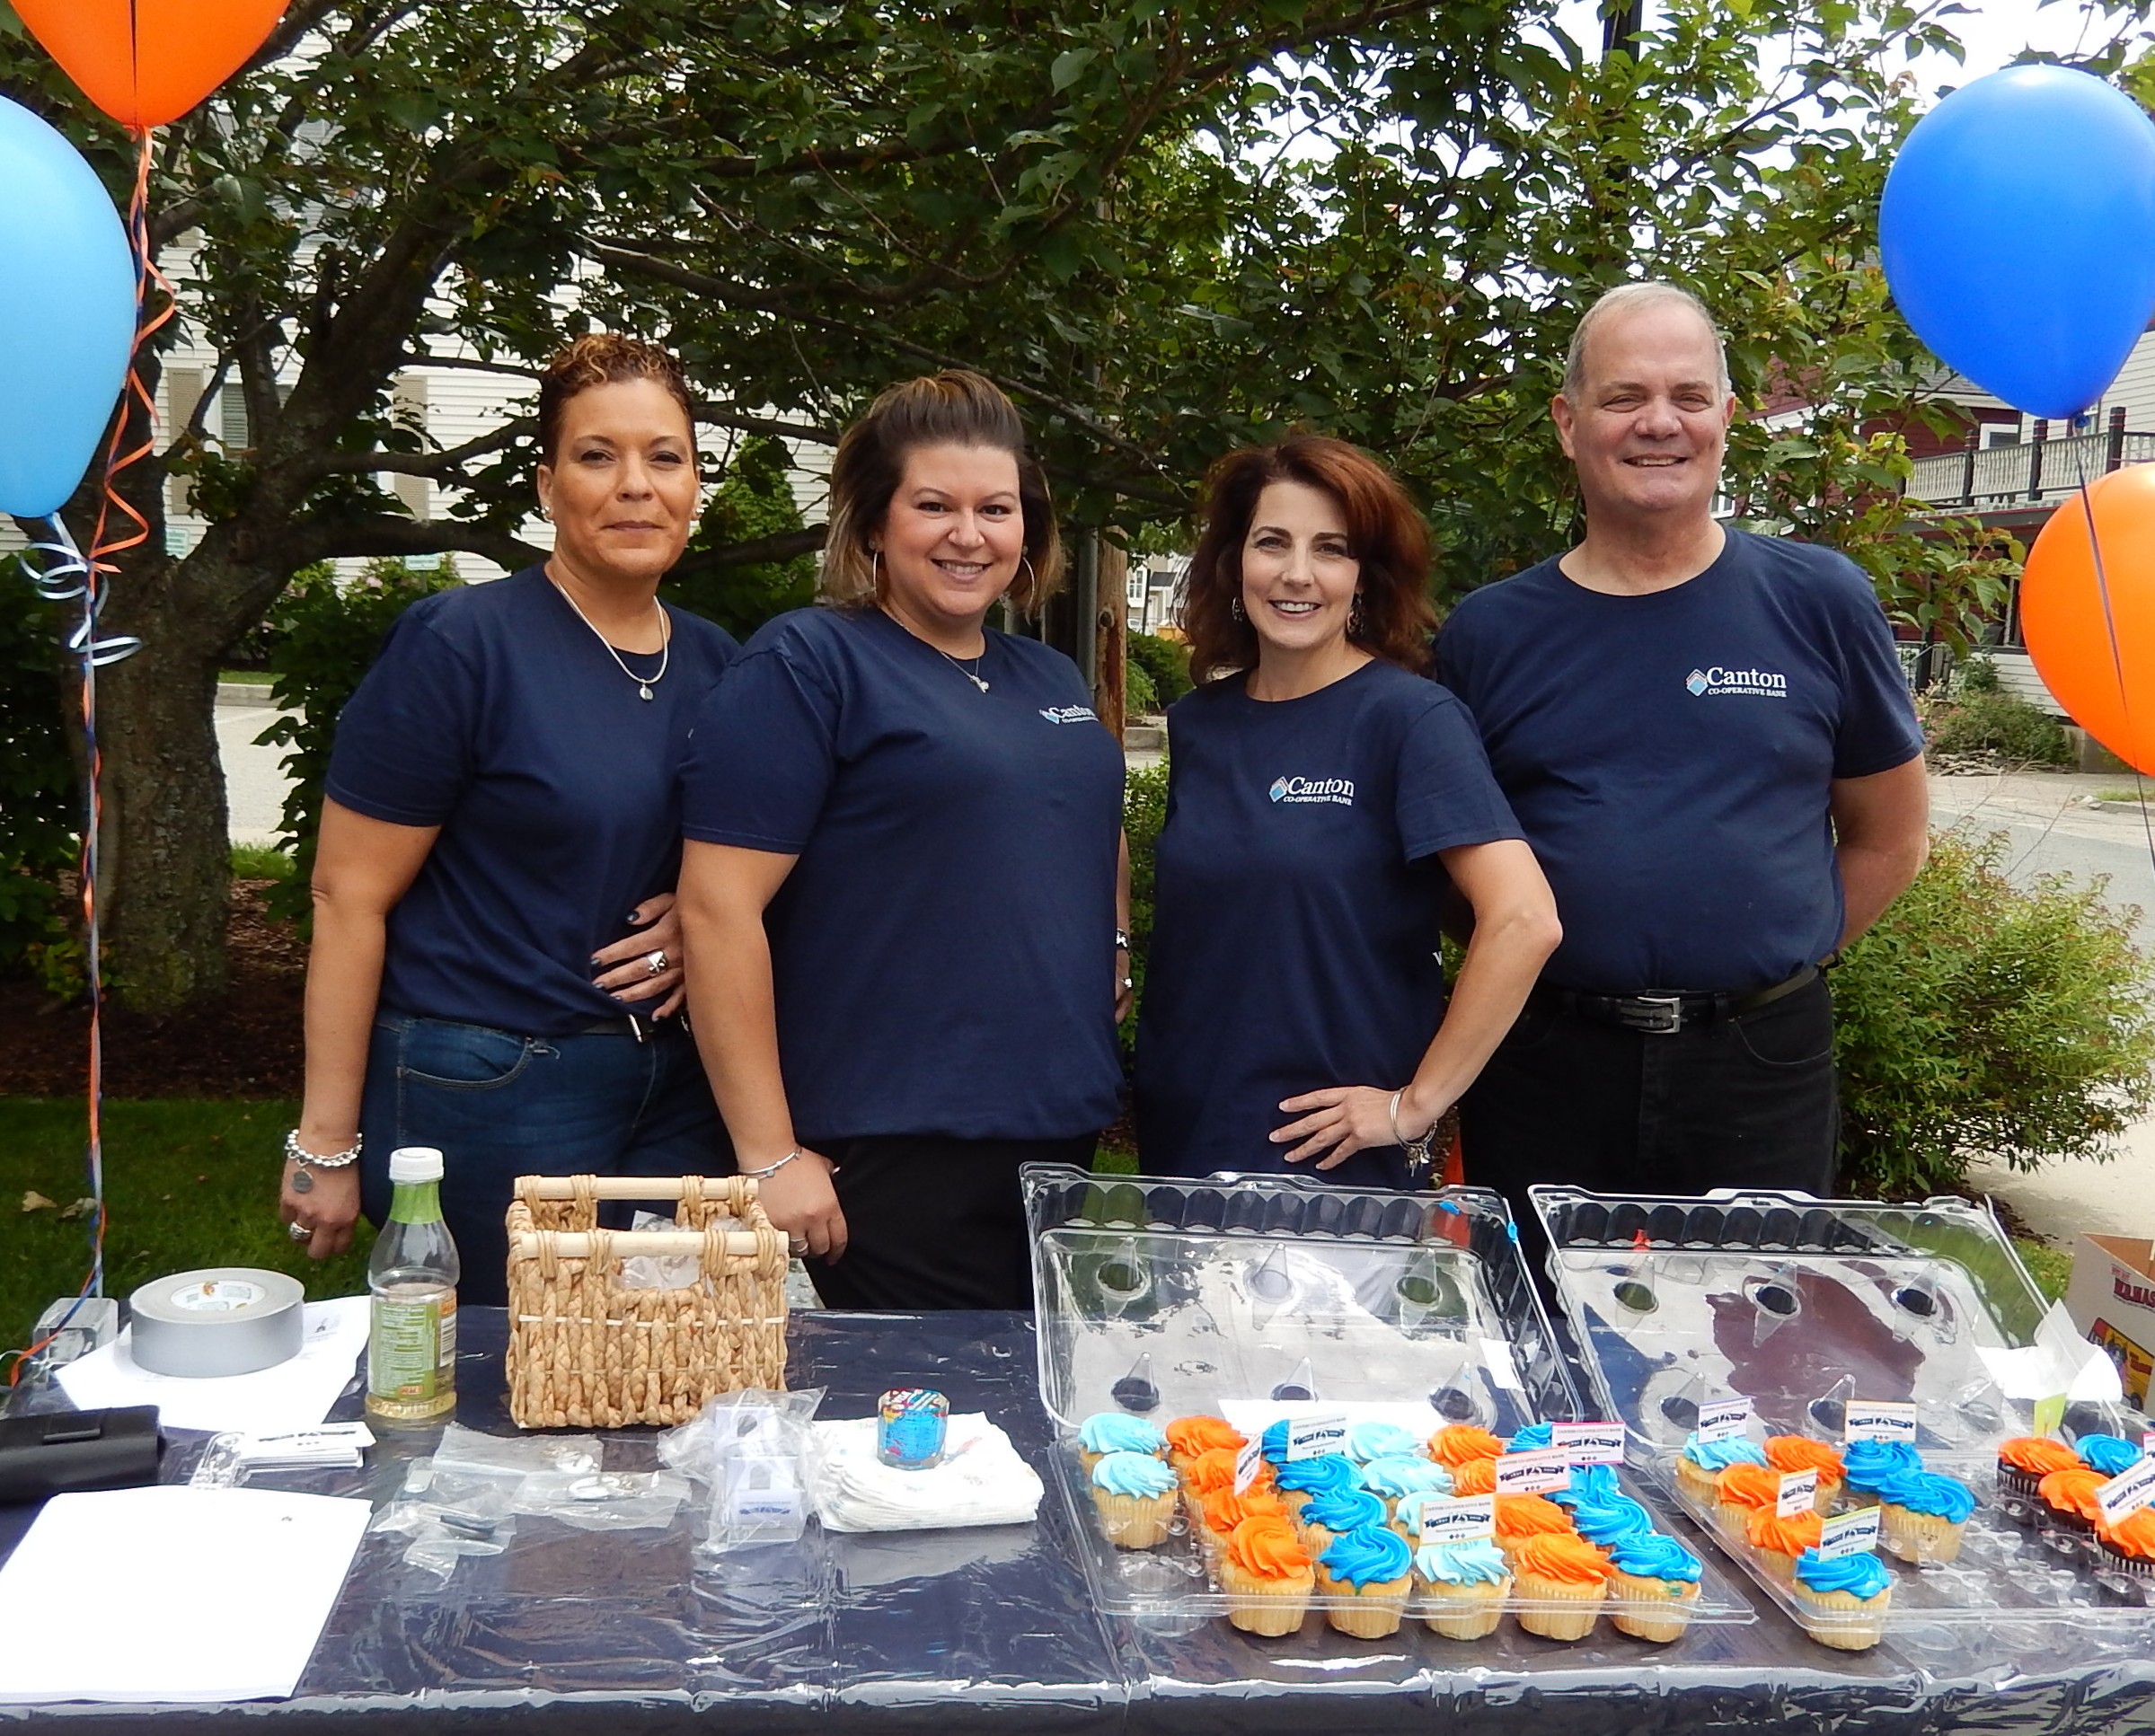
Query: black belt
570 1011 691 1041
1532 965 1819 1036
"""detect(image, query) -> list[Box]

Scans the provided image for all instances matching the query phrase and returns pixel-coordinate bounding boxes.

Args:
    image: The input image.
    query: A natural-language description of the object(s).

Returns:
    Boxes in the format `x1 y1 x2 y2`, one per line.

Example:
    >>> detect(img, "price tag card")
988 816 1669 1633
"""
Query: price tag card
2097 1455 2155 1528
2032 1393 2068 1439
1818 1505 1881 1560
1285 1415 1347 1461
729 1485 804 1527
1551 1421 1627 1465
1233 1439 1263 1494
1418 1493 1496 1545
1494 1447 1572 1496
2142 1432 2155 1462
1775 1468 1819 1518
1842 1399 1918 1443
1695 1397 1753 1442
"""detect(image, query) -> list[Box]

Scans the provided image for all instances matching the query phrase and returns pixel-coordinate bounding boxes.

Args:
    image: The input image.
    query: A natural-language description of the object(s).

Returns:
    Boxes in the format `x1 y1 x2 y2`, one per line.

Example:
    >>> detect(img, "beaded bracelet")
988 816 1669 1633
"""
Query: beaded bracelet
285 1130 362 1169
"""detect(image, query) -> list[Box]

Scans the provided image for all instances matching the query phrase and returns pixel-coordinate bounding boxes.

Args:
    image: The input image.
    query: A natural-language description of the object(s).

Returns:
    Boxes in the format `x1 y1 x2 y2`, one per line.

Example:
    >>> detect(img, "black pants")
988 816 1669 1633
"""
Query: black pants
1460 974 1838 1285
804 1133 1099 1311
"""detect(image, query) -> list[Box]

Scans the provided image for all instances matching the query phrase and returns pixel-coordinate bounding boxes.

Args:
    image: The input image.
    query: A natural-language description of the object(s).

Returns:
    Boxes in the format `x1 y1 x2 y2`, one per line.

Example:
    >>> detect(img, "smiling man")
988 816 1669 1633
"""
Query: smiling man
1435 281 1928 1240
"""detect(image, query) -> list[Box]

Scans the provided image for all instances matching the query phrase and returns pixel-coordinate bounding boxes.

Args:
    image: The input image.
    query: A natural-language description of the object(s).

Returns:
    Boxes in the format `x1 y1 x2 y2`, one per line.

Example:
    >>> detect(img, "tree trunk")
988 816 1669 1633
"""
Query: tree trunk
1096 542 1126 744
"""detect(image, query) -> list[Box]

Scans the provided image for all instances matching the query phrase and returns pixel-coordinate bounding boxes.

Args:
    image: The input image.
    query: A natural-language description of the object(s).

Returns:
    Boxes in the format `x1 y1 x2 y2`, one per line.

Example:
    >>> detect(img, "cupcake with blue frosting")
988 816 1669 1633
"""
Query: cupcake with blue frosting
1346 1420 1424 1464
1315 1523 1415 1637
1871 1464 1976 1564
1298 1485 1389 1557
1790 1547 1893 1650
1569 1493 1655 1552
1076 1412 1167 1475
2075 1433 2146 1478
1606 1531 1704 1643
1274 1450 1357 1518
1358 1453 1453 1522
1506 1421 1555 1453
1415 1536 1513 1640
1840 1438 1923 1502
1090 1450 1177 1548
1674 1432 1768 1506
1548 1463 1622 1511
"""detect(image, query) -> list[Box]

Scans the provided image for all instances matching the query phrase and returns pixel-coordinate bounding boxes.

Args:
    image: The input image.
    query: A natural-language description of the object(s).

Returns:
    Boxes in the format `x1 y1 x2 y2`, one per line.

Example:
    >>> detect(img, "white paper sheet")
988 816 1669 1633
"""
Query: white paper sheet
0 1485 370 1703
55 1296 369 1434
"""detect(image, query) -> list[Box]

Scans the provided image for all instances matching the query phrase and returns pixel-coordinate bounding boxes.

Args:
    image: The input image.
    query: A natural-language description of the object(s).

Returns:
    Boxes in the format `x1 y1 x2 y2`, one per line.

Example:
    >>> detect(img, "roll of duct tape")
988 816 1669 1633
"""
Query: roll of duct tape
128 1267 306 1378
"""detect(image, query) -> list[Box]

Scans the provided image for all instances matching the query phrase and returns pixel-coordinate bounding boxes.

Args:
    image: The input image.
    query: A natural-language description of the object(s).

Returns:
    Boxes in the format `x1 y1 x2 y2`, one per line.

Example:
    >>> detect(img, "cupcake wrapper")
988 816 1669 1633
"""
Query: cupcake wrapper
1609 1572 1700 1643
1754 1547 1800 1583
1316 1569 1410 1639
1812 1475 1842 1516
1674 1458 1720 1508
1879 1503 1965 1565
1094 1489 1175 1550
1420 1578 1510 1641
1793 1582 1890 1651
1512 1573 1607 1642
1996 1462 2043 1505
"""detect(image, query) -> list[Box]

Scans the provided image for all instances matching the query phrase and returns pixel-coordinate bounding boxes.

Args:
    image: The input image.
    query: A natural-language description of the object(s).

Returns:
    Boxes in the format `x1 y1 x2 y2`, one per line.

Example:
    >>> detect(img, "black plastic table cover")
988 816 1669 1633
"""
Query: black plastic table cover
1 1309 2151 1735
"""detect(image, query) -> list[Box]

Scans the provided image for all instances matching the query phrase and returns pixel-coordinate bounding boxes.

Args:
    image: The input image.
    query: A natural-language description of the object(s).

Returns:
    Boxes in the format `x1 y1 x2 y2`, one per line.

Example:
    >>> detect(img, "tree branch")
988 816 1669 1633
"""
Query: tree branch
668 526 829 582
285 513 543 573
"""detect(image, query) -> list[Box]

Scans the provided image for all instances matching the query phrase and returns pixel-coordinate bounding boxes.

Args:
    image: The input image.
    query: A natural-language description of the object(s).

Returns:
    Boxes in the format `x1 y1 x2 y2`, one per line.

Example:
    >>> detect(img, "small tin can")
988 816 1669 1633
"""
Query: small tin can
877 1387 949 1468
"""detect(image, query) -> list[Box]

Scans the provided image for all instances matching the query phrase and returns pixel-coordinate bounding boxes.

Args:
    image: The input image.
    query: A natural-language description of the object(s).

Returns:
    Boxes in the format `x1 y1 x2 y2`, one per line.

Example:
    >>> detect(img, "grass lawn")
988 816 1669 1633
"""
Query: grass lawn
1 1098 373 1354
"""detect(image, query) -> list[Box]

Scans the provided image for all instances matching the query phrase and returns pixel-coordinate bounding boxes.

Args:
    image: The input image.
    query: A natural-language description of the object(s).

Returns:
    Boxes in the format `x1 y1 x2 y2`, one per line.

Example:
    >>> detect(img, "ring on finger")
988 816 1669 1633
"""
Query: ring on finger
287 1220 312 1242
644 948 668 976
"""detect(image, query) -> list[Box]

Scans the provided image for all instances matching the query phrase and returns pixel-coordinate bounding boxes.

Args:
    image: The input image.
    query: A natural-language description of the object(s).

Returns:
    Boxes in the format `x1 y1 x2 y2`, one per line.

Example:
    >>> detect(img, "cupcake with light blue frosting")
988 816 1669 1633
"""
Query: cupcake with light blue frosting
1090 1450 1177 1548
1606 1531 1703 1643
1790 1546 1893 1650
1674 1432 1768 1505
1315 1523 1415 1637
1415 1536 1513 1640
1570 1493 1656 1551
1840 1438 1923 1502
1346 1419 1424 1464
1870 1464 1976 1564
1358 1453 1453 1522
2075 1433 2145 1478
1391 1485 1466 1543
1076 1412 1166 1474
1298 1485 1389 1555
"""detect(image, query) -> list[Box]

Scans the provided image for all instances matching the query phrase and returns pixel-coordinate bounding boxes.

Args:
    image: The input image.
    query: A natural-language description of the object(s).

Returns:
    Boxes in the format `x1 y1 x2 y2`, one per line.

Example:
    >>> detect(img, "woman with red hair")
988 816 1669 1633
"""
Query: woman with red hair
1134 436 1559 1186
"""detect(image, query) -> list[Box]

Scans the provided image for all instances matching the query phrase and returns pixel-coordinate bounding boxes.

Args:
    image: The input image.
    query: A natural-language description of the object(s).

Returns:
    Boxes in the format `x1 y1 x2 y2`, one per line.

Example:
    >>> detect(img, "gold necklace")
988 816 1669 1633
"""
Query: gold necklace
550 576 670 700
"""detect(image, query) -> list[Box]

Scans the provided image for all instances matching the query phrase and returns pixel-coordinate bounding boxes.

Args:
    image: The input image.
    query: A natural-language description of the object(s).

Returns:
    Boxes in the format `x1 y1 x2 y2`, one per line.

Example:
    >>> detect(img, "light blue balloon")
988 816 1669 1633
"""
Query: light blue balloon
1880 65 2155 420
0 95 135 520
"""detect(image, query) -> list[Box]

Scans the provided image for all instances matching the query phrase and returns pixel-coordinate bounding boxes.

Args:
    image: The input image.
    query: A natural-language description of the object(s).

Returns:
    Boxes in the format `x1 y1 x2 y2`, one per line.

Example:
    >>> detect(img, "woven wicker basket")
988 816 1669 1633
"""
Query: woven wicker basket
505 1174 788 1428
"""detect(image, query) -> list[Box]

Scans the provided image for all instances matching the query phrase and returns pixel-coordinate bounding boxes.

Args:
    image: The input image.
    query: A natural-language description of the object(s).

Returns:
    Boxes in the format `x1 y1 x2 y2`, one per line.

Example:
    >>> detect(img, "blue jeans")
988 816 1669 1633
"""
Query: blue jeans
358 1012 730 1307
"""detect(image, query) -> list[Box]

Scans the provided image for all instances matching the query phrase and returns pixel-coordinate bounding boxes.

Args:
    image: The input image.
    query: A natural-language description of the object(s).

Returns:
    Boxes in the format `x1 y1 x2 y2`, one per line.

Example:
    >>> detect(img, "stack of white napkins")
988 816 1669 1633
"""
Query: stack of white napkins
808 1414 1041 1532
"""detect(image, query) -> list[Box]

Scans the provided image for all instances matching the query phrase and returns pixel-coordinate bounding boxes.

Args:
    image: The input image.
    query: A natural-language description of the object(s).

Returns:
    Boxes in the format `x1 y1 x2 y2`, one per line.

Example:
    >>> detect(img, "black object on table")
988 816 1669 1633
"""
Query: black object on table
0 1309 2151 1734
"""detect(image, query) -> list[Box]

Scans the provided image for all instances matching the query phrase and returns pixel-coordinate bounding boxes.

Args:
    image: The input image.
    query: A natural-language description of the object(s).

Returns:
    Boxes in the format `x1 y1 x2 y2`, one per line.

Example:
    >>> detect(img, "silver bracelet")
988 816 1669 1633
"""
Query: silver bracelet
1386 1090 1440 1179
739 1149 800 1181
285 1130 362 1169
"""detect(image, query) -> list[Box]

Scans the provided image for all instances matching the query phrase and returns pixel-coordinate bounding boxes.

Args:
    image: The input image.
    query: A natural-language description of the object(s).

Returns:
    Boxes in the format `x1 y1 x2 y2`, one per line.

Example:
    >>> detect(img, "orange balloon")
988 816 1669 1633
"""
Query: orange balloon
16 0 288 132
2020 463 2155 775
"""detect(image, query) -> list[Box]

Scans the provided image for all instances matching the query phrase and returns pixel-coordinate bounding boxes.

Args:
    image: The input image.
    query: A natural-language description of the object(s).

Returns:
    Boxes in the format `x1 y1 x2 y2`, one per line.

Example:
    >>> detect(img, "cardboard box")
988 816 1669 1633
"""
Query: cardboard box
2064 1234 2155 1409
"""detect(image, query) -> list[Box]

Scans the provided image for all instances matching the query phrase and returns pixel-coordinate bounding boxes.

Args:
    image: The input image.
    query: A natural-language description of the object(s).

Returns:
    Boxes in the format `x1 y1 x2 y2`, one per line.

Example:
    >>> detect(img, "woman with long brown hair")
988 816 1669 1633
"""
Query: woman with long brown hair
1134 436 1559 1187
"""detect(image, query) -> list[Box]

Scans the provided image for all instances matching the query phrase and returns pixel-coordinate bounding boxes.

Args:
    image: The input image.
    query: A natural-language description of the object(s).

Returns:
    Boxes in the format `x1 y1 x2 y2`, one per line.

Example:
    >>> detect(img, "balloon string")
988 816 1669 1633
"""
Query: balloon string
84 127 171 606
2069 445 2155 877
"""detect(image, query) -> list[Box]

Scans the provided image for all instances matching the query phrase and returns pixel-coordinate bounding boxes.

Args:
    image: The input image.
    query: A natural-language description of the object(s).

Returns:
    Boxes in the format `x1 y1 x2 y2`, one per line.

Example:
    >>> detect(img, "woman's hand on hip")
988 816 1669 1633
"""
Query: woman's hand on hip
593 893 686 1018
280 1159 360 1260
1271 1085 1409 1171
755 1148 848 1262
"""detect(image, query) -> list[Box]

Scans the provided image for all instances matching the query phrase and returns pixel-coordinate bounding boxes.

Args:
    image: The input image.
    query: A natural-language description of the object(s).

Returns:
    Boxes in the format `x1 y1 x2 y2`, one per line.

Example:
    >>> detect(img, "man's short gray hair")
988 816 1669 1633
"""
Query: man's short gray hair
1561 281 1731 403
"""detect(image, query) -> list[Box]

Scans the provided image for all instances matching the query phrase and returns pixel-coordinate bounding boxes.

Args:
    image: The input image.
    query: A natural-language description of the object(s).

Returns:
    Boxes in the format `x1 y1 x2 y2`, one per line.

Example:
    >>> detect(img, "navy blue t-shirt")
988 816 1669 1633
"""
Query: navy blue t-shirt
680 605 1125 1144
325 567 739 1035
1133 660 1523 1186
1435 530 1923 992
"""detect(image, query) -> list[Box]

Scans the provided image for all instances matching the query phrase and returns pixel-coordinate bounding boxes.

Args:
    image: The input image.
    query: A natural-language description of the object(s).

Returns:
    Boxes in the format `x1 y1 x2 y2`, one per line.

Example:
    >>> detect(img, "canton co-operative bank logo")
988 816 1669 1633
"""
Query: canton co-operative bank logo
1269 774 1355 806
1686 665 1788 699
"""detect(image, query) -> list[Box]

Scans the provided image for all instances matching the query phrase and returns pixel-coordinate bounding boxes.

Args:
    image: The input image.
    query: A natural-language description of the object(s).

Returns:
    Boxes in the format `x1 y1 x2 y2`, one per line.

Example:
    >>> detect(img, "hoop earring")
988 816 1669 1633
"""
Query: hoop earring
1348 594 1365 636
1018 554 1037 603
870 547 883 596
1229 595 1245 621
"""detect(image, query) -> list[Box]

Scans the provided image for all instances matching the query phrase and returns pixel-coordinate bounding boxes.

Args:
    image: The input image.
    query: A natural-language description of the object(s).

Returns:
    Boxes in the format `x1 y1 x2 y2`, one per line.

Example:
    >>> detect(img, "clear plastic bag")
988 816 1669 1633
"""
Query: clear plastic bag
510 1468 693 1531
371 1456 523 1578
657 1388 823 1552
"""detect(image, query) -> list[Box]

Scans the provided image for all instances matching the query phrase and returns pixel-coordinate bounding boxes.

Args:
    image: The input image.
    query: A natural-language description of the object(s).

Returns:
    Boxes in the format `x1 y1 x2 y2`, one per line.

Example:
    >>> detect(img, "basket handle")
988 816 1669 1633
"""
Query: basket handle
508 1226 772 1259
513 1174 761 1203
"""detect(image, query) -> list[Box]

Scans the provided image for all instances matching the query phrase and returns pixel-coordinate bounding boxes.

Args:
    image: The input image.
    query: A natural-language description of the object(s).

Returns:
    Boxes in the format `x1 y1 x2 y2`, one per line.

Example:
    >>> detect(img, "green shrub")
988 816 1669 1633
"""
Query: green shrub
1129 631 1192 707
673 435 817 639
229 843 296 882
1121 760 1168 1056
1833 829 2155 1198
1957 654 2001 693
1918 687 2072 765
258 558 460 929
1125 657 1159 718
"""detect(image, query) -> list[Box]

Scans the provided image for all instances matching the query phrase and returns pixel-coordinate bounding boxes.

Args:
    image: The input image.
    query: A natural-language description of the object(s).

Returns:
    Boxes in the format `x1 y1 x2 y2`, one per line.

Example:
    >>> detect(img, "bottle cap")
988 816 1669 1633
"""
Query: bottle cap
388 1146 445 1185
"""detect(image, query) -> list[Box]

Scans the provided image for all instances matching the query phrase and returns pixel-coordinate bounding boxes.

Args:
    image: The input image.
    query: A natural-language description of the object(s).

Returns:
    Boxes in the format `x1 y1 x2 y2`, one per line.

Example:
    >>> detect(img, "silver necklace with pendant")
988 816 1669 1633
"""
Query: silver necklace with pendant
937 647 989 693
551 575 671 700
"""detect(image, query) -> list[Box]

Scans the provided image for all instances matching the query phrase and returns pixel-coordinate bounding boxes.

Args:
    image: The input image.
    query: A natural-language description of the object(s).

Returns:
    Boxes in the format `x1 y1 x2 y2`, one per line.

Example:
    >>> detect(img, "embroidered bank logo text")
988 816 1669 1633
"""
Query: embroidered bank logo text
1268 774 1356 806
1685 665 1788 700
1038 704 1099 725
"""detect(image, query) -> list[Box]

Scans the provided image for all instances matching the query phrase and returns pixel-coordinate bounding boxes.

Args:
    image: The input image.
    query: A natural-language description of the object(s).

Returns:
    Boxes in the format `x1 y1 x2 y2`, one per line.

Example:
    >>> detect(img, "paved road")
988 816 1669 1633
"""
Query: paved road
213 705 2155 1245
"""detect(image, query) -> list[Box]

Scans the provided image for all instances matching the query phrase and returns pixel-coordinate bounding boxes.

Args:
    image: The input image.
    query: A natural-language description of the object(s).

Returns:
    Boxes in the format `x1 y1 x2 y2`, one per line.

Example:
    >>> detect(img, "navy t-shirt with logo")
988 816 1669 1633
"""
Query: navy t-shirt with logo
1134 660 1523 1186
680 605 1125 1145
325 567 740 1036
1435 529 1923 993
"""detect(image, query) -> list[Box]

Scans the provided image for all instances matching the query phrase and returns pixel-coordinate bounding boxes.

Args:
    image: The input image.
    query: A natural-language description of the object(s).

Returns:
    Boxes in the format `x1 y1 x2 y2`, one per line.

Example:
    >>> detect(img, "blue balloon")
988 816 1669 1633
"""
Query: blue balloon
1881 65 2155 420
0 95 135 520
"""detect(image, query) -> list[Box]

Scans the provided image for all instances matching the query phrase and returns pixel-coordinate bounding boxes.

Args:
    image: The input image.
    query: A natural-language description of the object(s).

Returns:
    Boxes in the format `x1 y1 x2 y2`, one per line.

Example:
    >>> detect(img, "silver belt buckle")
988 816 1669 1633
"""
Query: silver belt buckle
1621 994 1684 1035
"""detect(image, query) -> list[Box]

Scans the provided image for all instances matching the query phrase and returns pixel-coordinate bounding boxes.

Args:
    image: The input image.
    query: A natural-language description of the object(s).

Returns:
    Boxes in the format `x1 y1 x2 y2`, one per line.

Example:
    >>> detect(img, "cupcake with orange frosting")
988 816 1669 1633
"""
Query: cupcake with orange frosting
2096 1505 2155 1584
1509 1533 1614 1640
1713 1461 1784 1531
1183 1444 1272 1503
1219 1514 1314 1637
1996 1436 2080 1516
1449 1456 1498 1498
1763 1436 1845 1513
1494 1493 1577 1564
1744 1504 1824 1581
1427 1424 1506 1470
1198 1486 1289 1570
1314 1524 1415 1638
2035 1465 2109 1556
1164 1415 1244 1479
